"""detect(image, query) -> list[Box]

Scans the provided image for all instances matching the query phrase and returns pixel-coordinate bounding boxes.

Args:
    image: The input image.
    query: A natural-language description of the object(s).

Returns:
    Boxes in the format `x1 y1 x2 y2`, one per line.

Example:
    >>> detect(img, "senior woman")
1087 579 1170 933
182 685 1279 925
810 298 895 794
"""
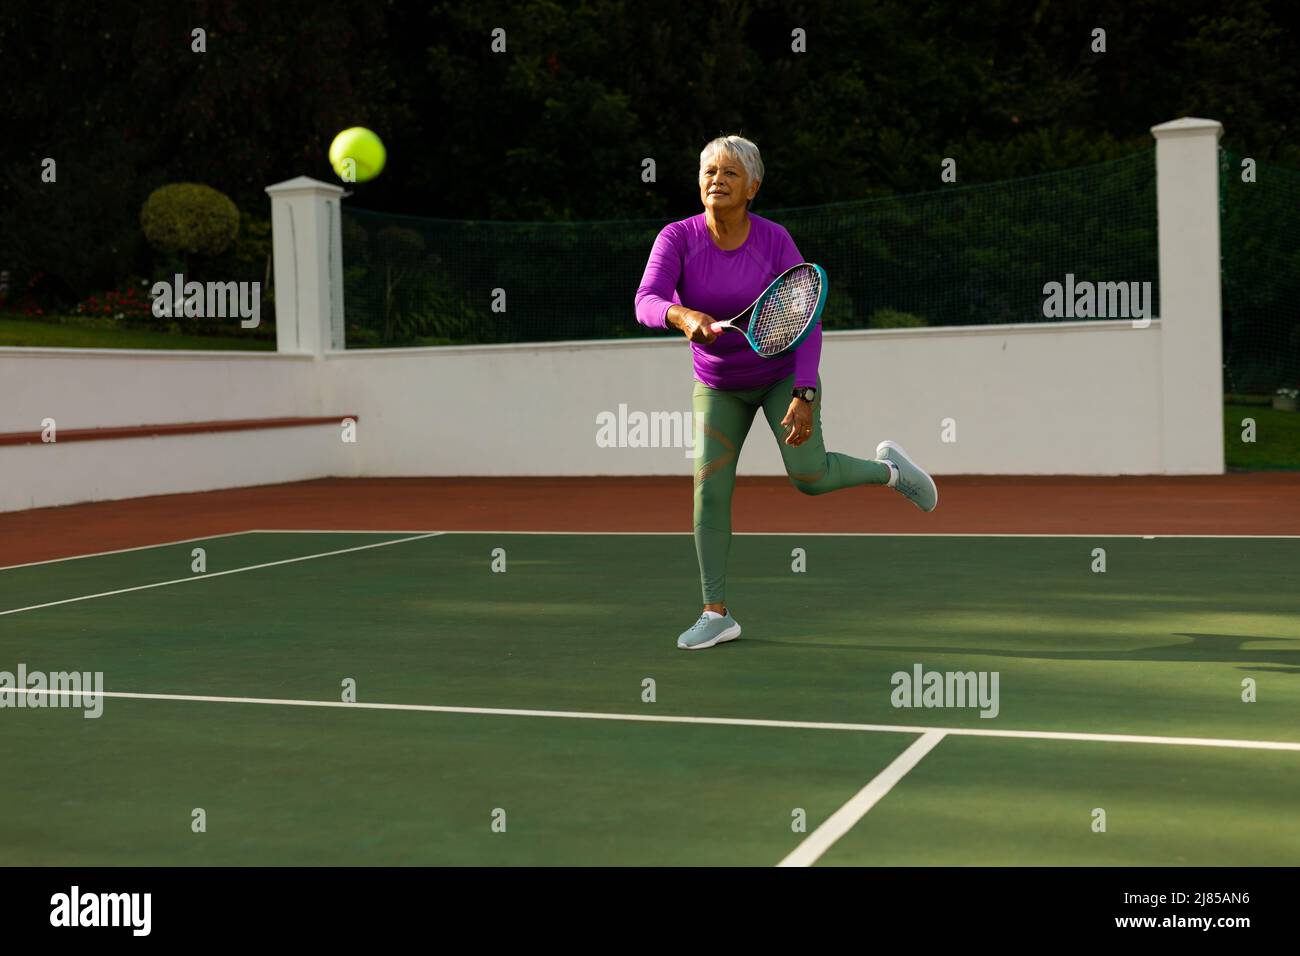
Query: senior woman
634 134 938 651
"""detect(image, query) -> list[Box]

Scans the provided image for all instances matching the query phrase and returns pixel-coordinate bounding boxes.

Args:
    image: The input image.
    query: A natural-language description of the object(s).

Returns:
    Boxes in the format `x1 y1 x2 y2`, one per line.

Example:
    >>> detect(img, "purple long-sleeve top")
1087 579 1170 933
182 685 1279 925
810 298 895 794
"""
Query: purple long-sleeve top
634 212 822 390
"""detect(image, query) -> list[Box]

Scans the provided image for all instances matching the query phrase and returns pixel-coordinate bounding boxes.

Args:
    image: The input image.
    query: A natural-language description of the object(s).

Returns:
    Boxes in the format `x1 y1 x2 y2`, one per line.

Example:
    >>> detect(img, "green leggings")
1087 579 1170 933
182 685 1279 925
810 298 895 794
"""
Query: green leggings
693 373 891 605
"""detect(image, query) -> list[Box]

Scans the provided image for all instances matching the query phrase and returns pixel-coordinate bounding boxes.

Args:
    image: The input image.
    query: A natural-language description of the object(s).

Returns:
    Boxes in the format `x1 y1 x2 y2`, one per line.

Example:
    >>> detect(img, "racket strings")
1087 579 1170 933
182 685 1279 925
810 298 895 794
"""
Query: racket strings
750 267 821 356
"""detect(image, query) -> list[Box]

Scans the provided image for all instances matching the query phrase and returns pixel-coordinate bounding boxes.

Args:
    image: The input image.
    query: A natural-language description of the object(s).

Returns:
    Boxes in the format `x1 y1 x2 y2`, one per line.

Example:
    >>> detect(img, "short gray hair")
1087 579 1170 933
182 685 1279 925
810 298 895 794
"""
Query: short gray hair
699 135 764 186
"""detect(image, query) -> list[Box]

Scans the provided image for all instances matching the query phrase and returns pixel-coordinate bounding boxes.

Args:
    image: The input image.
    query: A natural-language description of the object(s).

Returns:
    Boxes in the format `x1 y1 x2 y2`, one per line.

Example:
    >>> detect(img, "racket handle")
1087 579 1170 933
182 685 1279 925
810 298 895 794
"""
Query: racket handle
709 321 726 334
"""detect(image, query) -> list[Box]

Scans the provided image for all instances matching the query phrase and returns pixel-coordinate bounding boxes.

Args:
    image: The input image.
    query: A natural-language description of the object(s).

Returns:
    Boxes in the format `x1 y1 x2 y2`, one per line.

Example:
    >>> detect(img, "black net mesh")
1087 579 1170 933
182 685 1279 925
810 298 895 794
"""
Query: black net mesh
1220 149 1300 396
341 150 1159 348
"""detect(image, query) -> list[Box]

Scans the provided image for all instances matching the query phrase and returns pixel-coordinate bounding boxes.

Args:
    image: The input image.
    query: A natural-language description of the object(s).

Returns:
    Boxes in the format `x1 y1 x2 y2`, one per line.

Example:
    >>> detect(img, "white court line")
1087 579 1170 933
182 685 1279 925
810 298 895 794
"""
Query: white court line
0 530 259 573
6 688 1300 752
249 529 450 535
0 533 443 617
251 530 1300 539
777 730 947 868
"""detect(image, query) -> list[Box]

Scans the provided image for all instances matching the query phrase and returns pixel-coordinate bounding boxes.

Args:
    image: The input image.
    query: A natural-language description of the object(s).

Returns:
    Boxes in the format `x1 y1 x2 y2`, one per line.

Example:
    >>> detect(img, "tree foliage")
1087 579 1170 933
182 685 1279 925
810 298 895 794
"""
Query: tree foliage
0 0 1296 305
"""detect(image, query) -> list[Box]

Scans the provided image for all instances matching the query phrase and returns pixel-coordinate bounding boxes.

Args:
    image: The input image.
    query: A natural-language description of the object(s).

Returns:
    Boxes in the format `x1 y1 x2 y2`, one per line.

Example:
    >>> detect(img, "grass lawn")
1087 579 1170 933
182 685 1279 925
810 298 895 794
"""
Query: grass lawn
1225 402 1300 470
0 316 274 351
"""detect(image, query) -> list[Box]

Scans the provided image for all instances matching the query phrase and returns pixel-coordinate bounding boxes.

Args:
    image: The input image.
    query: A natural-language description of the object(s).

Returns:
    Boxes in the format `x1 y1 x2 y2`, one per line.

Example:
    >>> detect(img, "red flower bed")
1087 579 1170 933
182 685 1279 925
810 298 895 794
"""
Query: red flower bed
74 279 156 321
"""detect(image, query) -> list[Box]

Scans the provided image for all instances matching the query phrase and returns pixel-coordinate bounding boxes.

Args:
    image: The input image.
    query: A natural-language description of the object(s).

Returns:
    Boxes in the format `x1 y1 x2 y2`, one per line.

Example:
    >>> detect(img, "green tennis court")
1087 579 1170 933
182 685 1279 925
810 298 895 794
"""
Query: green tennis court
2 531 1297 866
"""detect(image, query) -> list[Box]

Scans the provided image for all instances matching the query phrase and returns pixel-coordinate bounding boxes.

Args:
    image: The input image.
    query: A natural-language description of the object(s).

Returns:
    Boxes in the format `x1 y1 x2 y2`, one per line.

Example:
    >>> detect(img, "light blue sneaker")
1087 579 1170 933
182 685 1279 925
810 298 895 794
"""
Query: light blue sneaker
876 440 938 512
677 610 742 650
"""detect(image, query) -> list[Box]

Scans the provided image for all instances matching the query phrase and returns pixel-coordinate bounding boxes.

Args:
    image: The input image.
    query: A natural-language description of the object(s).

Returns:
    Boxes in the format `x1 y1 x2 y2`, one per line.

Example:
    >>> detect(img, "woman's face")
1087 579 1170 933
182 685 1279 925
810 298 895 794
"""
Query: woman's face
699 150 759 214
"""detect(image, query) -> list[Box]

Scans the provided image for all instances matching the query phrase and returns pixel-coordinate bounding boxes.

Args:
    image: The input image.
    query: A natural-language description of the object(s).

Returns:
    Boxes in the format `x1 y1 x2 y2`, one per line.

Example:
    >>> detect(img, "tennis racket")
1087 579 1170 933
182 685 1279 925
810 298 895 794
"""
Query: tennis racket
709 262 827 357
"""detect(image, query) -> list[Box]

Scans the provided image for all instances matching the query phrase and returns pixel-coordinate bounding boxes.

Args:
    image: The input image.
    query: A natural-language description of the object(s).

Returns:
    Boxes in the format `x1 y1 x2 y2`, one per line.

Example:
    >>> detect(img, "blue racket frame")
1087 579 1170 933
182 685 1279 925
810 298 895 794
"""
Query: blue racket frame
741 262 828 358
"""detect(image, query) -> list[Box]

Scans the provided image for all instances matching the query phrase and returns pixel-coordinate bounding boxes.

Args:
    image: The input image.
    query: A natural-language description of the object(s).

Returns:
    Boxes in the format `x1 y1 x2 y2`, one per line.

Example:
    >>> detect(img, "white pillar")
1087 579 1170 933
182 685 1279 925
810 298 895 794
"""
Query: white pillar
1150 117 1224 474
265 177 346 355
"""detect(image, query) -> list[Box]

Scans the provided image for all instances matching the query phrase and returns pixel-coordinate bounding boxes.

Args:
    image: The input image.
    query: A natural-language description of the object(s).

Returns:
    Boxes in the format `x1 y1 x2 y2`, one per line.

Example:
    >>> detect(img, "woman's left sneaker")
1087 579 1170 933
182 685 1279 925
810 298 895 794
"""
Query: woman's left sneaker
876 440 939 512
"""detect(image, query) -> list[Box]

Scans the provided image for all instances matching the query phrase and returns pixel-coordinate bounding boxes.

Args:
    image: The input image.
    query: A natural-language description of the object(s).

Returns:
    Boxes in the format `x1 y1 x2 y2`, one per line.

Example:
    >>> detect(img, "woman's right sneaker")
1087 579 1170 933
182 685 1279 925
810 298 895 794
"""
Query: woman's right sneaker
677 610 742 650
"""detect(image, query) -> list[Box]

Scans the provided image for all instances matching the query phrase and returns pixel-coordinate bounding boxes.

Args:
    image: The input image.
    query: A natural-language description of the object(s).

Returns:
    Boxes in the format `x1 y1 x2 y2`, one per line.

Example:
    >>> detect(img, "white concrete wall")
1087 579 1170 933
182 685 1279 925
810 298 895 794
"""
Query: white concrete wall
0 317 1168 514
0 426 353 513
0 348 320 432
0 316 1176 512
0 348 357 512
324 320 1165 477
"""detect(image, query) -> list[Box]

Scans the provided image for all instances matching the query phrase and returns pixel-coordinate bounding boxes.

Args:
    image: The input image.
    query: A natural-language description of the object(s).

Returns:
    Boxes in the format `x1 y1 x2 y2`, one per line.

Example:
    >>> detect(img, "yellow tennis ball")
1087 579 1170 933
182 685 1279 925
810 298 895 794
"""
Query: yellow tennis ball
329 127 386 183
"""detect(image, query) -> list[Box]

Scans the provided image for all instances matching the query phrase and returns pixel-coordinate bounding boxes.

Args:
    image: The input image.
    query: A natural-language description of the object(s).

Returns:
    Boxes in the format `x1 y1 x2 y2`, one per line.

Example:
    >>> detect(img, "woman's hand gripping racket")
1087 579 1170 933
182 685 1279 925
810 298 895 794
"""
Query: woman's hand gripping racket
710 262 828 357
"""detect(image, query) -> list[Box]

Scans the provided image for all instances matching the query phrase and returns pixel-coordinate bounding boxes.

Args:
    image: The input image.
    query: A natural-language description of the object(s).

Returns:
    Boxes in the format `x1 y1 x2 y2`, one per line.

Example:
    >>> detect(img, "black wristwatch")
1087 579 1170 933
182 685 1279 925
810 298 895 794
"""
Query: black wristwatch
792 387 817 403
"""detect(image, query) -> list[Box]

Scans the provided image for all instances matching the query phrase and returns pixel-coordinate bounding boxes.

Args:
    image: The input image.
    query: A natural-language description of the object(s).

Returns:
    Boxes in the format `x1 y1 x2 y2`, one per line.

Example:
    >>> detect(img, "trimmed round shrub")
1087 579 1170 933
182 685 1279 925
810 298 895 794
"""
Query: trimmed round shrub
140 183 240 257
